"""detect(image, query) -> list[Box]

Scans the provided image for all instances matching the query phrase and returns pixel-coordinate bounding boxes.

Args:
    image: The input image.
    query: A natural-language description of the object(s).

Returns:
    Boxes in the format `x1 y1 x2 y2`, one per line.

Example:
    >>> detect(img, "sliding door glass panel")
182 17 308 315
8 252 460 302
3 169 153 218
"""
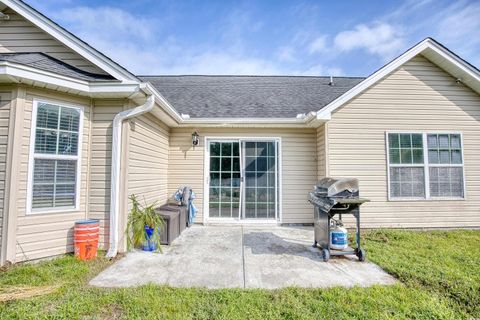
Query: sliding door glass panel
209 141 240 218
243 141 276 219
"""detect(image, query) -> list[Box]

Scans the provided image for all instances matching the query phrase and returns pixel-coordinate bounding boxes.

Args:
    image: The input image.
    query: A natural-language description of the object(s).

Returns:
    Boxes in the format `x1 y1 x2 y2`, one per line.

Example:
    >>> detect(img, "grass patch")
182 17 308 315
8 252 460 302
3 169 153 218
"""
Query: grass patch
0 230 478 319
365 229 480 317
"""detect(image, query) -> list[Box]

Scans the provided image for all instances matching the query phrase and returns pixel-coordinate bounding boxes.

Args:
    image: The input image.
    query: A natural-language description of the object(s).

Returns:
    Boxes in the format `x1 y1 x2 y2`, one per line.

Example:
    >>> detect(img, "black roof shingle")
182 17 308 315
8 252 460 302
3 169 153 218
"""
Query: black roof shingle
0 52 365 118
0 52 116 81
140 75 364 118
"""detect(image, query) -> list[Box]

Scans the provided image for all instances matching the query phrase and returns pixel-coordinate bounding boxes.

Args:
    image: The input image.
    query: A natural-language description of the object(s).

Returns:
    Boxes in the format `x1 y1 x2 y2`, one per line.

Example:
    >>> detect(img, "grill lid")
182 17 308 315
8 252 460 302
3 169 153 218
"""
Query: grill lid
313 177 359 197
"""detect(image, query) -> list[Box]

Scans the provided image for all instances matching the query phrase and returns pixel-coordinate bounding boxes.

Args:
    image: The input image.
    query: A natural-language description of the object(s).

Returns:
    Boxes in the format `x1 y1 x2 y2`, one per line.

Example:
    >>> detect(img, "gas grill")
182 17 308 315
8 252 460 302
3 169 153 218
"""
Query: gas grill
308 177 370 262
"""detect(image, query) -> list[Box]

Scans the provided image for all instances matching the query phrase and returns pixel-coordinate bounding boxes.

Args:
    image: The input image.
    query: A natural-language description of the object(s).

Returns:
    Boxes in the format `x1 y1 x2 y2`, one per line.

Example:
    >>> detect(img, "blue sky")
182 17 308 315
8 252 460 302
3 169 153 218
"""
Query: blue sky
26 0 480 76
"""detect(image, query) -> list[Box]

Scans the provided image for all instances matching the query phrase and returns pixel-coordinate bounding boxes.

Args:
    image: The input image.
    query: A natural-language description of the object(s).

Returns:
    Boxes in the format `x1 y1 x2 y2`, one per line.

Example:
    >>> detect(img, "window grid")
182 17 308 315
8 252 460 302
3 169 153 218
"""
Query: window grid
427 134 462 165
28 101 82 213
244 142 276 219
207 139 278 221
209 142 240 218
388 133 423 165
387 132 465 200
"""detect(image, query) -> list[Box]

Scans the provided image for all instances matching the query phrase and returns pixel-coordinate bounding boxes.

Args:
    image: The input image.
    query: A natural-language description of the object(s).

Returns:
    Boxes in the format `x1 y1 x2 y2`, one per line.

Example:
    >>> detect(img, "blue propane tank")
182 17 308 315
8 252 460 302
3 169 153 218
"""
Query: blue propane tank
330 221 348 250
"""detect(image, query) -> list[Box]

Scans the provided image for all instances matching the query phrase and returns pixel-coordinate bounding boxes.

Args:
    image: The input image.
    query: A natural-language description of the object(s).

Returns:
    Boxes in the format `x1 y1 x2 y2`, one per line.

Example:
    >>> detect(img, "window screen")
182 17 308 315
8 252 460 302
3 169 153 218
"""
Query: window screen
387 132 464 200
30 102 81 211
429 167 464 198
388 133 425 198
389 167 425 198
427 134 464 198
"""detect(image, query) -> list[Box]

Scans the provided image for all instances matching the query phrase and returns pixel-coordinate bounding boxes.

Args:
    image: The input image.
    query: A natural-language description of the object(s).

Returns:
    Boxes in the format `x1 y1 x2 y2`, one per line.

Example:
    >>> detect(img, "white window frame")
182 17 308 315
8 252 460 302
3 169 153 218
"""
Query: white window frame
26 99 84 215
386 131 466 201
203 136 283 224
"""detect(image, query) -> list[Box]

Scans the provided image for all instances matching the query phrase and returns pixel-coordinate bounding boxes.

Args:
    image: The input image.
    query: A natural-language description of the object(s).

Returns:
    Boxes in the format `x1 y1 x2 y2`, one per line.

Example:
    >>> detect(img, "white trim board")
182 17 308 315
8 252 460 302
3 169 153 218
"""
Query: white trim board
0 62 141 97
317 38 480 120
26 98 85 215
1 0 138 81
385 131 466 202
203 136 283 224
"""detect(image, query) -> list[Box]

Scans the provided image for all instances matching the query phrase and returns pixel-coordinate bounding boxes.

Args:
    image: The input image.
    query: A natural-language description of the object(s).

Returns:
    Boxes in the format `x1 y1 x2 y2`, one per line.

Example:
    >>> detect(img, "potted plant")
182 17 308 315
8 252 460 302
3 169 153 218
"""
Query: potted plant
126 194 165 252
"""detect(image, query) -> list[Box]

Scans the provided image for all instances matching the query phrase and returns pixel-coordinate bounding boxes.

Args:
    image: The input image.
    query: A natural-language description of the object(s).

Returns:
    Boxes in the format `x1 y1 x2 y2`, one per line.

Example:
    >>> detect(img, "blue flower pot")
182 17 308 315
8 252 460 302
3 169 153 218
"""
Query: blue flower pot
142 225 158 251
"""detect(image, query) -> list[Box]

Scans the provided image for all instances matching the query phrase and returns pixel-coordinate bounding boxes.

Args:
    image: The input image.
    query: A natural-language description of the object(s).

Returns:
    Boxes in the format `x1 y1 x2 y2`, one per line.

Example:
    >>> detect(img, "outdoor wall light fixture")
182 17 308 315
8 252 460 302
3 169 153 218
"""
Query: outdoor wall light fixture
192 131 200 146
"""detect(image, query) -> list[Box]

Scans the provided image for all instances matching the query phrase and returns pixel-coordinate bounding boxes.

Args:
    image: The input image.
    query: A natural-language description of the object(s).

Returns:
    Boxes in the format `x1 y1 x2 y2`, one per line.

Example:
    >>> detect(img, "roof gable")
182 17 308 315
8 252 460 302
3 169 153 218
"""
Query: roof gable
0 0 138 82
317 38 480 120
0 7 110 76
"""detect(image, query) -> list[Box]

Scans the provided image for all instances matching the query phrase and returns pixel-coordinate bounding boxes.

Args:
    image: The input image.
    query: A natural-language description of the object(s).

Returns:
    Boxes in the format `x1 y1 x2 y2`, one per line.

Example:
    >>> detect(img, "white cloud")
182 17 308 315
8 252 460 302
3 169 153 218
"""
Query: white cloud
334 23 405 60
276 46 296 62
53 6 155 41
436 2 480 55
308 36 327 54
46 4 312 75
23 0 480 76
47 5 289 75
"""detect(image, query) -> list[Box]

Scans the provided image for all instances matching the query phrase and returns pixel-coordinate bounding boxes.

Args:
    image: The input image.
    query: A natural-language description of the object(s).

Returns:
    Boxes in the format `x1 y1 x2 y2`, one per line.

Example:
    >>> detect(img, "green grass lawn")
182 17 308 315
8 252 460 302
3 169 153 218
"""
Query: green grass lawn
1 230 479 319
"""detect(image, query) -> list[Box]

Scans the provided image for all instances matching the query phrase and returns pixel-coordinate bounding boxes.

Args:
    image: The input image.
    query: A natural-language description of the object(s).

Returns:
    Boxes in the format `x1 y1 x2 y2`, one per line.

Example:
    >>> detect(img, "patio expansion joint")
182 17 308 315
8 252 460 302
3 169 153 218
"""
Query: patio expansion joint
241 226 246 289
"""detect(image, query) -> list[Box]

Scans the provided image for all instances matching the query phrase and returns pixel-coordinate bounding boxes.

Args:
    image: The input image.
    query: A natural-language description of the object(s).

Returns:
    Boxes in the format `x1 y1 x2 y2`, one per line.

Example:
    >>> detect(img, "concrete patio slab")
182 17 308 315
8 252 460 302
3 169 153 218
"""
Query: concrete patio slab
90 225 396 289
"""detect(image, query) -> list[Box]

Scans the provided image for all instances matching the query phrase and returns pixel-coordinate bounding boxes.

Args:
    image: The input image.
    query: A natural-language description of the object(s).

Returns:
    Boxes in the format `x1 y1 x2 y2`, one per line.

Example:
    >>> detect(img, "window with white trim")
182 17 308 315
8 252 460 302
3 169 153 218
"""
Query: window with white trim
387 132 464 200
28 101 82 212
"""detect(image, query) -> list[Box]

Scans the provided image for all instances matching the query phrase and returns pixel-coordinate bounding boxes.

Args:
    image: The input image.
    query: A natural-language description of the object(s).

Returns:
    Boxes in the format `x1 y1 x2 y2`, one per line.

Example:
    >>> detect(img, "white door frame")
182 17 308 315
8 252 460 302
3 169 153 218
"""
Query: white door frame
203 136 283 224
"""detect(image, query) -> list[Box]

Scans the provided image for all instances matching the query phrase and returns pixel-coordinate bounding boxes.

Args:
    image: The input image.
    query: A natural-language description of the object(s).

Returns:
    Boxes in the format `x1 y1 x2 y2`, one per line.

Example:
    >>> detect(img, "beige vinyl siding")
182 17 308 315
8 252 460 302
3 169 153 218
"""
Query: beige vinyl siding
0 8 108 75
89 100 125 248
169 128 317 223
15 88 91 261
316 124 326 179
0 89 11 259
326 55 480 228
127 113 169 206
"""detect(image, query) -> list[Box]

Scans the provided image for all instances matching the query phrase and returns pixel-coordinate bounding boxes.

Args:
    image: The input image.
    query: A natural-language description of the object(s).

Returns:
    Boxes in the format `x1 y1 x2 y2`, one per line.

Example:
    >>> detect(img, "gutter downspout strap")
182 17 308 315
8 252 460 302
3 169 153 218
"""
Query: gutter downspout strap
106 95 155 258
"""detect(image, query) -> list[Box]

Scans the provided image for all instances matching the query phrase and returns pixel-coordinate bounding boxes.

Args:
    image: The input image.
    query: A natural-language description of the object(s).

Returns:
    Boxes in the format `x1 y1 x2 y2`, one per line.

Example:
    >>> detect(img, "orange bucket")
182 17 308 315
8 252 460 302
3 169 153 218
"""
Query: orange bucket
74 219 99 261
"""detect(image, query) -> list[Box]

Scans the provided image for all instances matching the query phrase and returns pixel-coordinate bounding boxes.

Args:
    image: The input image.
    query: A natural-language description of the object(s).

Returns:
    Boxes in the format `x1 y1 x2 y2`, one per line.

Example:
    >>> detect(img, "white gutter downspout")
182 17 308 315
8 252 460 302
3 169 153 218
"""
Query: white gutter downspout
106 95 155 258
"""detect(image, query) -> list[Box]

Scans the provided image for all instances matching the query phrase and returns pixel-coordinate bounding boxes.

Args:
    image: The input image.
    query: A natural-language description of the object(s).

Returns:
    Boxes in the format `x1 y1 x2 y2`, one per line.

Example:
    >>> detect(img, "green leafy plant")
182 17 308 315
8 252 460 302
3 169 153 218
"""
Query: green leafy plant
125 194 165 252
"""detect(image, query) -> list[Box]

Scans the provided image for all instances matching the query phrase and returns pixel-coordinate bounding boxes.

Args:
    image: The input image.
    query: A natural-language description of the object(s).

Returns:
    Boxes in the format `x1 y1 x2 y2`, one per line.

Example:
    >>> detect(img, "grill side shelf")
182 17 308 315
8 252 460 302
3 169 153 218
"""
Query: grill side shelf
334 198 370 204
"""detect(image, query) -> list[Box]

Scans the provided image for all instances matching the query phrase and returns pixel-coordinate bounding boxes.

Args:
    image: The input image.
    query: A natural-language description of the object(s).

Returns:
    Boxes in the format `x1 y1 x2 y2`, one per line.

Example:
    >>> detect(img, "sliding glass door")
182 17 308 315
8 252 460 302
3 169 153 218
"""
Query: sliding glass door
208 141 241 218
242 141 277 219
207 139 278 221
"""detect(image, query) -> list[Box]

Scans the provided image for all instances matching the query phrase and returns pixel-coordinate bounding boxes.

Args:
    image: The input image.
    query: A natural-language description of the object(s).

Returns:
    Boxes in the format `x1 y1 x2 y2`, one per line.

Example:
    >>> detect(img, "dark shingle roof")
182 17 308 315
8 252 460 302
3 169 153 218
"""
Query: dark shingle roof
0 52 116 81
139 75 365 118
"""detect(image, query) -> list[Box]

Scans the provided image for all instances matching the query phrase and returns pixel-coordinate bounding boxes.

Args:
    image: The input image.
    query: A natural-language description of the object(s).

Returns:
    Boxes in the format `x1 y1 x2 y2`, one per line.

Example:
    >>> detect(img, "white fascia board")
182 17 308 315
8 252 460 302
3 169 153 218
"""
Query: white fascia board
0 62 141 96
2 0 138 81
316 39 431 120
316 38 480 120
88 82 141 94
184 118 305 123
423 42 480 85
0 62 90 91
178 118 319 128
177 111 318 126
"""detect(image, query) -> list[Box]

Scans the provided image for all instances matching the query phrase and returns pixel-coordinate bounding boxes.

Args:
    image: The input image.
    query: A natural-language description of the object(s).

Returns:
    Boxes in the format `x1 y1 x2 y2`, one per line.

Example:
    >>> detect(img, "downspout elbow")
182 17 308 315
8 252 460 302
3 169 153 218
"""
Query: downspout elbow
106 95 155 258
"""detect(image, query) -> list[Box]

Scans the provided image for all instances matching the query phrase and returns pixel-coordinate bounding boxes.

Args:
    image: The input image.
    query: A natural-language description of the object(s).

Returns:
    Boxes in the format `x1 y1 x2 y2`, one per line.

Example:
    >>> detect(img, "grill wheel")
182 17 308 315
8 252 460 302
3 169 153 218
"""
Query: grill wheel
356 248 366 262
321 248 330 262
